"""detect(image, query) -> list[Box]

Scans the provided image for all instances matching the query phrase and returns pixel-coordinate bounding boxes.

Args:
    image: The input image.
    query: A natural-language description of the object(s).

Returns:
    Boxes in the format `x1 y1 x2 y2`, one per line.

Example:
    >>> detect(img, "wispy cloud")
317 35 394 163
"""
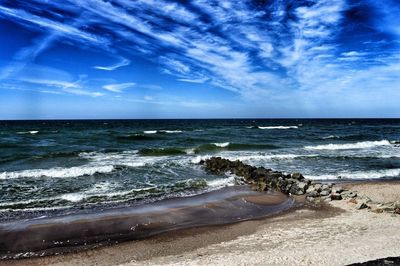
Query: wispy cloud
177 77 209 84
93 58 130 71
103 82 136 93
1 0 400 116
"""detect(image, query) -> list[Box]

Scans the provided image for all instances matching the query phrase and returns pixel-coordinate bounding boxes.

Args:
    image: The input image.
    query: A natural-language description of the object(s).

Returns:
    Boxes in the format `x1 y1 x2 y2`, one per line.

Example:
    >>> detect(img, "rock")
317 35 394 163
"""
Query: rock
341 191 357 199
306 196 315 202
356 202 368 210
291 172 304 180
321 195 331 202
321 184 331 191
348 198 358 204
313 183 322 192
306 190 319 197
332 186 343 194
330 193 342 200
320 190 330 197
372 208 384 214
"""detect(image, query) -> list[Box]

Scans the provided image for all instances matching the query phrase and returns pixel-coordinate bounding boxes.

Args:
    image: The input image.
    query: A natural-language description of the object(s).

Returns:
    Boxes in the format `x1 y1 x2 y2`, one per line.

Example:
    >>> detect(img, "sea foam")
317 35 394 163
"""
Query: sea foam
306 168 400 180
305 140 392 150
258 126 298 129
0 165 115 179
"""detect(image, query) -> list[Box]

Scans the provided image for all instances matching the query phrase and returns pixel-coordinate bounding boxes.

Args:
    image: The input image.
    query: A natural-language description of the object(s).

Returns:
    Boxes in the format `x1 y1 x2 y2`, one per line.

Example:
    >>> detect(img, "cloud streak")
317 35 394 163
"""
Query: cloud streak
93 58 131 71
1 0 400 116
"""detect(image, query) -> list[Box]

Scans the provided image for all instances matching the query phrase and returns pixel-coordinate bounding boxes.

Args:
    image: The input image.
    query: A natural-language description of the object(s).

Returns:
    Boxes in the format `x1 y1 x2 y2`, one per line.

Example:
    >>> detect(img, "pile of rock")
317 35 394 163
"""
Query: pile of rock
305 183 357 202
200 157 310 195
201 157 400 215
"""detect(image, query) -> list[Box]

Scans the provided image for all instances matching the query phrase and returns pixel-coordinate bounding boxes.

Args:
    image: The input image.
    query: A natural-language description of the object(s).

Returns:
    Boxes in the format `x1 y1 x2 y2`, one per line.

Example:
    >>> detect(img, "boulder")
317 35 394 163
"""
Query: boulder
341 191 357 199
332 186 343 194
330 193 342 200
291 172 304 180
356 202 368 210
306 190 319 197
320 190 330 197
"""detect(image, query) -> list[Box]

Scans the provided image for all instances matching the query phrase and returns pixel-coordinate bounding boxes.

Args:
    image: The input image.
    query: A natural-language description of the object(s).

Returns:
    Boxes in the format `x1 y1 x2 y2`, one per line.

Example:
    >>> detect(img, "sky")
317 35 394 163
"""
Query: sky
0 0 400 119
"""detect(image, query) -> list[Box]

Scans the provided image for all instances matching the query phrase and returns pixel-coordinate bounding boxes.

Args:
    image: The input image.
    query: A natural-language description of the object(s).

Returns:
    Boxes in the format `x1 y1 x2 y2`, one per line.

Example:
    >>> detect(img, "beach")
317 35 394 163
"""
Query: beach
1 119 400 265
2 181 399 266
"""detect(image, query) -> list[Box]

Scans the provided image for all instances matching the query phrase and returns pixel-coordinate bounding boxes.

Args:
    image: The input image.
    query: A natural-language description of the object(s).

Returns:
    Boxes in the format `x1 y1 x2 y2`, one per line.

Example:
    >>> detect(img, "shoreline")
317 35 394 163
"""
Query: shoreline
0 186 294 260
2 180 399 266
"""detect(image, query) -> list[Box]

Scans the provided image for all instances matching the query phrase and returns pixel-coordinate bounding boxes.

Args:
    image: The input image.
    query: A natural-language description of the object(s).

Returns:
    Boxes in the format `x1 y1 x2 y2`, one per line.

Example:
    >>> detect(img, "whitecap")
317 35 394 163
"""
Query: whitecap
206 174 236 188
213 142 230 147
16 131 39 135
0 165 115 179
143 130 157 134
306 168 400 180
258 126 298 129
162 130 182 133
304 140 391 150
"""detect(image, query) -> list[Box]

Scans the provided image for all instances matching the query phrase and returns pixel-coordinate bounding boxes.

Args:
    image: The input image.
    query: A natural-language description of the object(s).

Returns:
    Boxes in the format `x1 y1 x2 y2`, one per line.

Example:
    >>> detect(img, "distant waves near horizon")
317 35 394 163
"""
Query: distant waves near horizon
0 119 399 218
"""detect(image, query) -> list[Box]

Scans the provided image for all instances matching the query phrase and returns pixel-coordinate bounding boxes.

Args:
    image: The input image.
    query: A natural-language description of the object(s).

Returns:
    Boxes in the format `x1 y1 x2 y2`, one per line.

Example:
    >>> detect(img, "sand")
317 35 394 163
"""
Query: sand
2 182 400 266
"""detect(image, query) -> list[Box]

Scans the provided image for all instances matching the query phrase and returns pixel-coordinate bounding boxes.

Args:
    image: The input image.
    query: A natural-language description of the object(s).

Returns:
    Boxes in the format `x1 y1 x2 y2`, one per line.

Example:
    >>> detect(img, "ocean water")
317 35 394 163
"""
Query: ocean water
0 119 399 218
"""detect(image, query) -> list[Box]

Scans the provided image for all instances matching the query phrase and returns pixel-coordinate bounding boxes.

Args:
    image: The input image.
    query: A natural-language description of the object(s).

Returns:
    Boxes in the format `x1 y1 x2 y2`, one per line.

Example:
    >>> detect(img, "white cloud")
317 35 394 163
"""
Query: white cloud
177 77 208 84
93 58 130 71
103 82 136 93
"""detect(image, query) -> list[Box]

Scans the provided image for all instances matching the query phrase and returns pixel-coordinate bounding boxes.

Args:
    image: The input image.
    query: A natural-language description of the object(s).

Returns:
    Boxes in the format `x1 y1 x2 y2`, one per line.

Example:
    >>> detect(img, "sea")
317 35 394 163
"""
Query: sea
1 119 399 220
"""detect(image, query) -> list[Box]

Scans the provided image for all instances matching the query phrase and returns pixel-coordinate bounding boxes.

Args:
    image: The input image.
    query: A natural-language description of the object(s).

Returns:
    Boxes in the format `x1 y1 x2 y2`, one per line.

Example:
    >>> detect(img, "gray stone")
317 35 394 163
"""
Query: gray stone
306 196 315 202
306 190 319 197
332 186 343 194
291 172 304 180
320 190 330 197
330 193 342 200
321 184 330 191
297 182 307 189
313 183 322 192
356 202 368 210
341 191 357 199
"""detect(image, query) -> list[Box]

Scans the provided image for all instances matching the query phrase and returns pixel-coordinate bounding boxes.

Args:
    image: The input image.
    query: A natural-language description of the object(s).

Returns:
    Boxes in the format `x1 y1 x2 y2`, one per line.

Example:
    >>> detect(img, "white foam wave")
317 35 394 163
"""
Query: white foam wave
162 130 182 133
80 151 166 168
258 126 298 129
322 135 337 139
305 140 391 150
17 130 39 134
213 142 230 147
143 130 183 134
143 130 157 134
206 175 236 189
0 165 115 179
306 168 400 180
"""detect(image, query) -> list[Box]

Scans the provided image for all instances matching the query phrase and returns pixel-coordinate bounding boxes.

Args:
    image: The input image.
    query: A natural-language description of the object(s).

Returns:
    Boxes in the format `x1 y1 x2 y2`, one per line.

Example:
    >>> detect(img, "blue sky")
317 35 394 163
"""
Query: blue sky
0 0 399 119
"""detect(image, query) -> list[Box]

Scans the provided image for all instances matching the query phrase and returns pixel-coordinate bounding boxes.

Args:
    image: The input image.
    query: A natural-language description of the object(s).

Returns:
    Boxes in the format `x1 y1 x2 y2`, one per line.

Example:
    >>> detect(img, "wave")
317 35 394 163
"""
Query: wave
138 148 187 156
0 165 115 179
257 126 298 129
206 174 236 189
305 140 392 150
306 168 400 180
116 134 160 141
143 130 182 134
322 134 377 141
194 143 279 153
16 131 39 135
143 130 157 134
213 142 230 147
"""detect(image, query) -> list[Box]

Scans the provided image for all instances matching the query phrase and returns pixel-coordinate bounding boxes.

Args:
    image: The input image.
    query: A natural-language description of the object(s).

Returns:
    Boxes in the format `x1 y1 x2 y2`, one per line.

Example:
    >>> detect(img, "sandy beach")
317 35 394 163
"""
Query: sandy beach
2 181 399 266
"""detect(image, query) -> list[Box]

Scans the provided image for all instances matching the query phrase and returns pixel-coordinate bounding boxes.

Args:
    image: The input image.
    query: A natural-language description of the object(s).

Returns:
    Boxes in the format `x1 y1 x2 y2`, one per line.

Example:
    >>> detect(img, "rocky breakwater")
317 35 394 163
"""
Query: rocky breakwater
200 157 400 215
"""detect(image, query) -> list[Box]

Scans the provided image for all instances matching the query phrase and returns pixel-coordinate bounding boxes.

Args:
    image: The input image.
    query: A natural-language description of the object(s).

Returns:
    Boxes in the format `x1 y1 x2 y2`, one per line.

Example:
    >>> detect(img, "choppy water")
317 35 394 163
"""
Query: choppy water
0 119 399 217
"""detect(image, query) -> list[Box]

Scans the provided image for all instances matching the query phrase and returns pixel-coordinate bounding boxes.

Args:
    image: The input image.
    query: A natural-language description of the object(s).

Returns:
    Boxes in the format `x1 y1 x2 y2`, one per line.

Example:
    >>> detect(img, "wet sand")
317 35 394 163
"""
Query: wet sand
0 186 293 260
2 182 400 266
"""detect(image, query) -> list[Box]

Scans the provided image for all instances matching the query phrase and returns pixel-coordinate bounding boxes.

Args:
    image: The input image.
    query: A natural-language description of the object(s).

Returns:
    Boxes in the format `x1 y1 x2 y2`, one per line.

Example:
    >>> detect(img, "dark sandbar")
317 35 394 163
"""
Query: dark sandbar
0 186 293 259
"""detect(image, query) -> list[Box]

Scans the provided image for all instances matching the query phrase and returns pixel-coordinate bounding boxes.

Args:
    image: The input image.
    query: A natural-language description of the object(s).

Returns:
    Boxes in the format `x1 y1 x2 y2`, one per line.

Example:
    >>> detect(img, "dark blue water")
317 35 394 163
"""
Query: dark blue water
0 119 399 217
